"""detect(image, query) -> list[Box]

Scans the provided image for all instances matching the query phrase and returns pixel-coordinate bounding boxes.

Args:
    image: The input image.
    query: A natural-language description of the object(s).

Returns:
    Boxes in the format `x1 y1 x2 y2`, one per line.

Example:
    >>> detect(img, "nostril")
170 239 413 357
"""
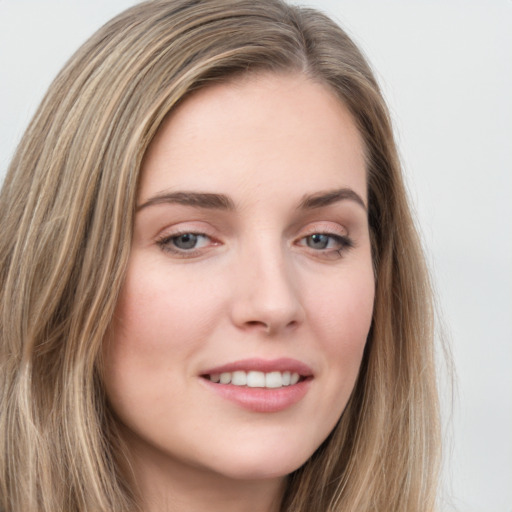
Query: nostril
245 320 271 333
243 319 299 335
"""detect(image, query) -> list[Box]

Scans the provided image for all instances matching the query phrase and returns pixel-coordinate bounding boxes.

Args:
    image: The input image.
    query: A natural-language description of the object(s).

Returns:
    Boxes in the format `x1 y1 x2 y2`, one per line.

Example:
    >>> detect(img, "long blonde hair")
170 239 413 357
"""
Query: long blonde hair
0 1 440 510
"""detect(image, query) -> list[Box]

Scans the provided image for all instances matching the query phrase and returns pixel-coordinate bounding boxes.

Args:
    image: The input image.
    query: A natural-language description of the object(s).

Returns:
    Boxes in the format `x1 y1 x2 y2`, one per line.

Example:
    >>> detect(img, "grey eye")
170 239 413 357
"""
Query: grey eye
172 233 201 250
306 234 331 249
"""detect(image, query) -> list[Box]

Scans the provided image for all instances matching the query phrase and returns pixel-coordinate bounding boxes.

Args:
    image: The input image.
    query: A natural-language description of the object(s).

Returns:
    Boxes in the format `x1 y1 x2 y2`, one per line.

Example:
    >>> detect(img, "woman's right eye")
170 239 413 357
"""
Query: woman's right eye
156 232 213 256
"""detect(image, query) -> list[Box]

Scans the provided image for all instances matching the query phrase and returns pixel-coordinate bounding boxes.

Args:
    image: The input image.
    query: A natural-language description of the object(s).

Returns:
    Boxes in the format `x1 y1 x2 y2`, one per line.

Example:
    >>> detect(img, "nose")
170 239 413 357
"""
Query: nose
229 239 305 336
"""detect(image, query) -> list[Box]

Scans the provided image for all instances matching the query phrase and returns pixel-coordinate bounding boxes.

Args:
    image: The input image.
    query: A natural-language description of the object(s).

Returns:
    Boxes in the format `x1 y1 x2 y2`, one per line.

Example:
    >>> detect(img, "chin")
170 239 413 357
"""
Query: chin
204 441 314 482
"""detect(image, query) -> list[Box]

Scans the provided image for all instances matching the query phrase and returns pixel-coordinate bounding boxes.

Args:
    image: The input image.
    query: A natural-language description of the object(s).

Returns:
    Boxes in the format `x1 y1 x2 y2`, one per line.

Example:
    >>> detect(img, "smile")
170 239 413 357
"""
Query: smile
205 370 302 388
200 358 313 412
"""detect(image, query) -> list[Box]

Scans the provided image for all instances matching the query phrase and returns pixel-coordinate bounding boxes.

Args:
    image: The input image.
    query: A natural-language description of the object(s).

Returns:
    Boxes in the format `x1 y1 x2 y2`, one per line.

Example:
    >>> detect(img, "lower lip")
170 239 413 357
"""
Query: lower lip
201 378 311 413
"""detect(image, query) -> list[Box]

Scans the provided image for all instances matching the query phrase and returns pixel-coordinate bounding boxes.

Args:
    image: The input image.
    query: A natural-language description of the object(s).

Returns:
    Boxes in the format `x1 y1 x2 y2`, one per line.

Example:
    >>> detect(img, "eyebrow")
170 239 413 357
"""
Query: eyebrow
137 191 235 211
137 187 366 212
298 188 367 211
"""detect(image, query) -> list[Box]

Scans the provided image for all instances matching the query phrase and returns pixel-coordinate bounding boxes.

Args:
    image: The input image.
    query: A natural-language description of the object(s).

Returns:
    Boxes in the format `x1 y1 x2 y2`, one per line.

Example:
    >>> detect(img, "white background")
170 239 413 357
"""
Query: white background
1 1 511 511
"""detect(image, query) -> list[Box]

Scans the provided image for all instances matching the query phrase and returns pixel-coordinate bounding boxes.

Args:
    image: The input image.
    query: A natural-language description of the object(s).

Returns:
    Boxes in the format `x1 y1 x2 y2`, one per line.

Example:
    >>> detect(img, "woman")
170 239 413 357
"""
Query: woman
0 0 441 511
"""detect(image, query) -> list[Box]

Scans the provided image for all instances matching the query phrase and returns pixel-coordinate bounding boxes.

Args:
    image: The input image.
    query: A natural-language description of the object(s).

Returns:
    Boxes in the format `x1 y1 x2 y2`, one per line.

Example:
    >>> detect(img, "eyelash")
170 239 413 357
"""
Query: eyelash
156 230 354 259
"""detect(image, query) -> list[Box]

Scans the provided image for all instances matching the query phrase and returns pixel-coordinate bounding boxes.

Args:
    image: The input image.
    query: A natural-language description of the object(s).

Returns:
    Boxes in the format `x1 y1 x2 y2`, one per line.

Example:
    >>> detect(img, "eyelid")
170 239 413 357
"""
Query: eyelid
296 221 349 239
155 220 219 240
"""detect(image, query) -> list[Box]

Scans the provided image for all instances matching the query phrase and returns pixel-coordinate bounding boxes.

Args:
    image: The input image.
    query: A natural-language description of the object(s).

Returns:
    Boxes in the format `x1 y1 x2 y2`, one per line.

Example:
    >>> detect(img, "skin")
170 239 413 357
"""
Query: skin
103 72 375 512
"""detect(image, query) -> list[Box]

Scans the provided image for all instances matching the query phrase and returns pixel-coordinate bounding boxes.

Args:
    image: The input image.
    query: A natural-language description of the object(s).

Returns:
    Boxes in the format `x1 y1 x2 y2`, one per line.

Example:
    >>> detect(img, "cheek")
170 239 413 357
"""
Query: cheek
109 262 222 352
293 266 374 451
102 258 232 406
307 264 374 398
103 267 203 407
313 265 374 346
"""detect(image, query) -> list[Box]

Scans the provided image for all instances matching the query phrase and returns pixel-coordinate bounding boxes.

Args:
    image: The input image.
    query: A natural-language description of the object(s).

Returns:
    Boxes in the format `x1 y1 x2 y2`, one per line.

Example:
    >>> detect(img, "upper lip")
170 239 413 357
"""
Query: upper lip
201 358 314 377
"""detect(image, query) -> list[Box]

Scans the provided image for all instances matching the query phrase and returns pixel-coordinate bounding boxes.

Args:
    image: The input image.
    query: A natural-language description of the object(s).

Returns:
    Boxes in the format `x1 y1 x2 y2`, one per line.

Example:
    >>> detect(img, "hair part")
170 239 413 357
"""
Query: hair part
0 1 440 510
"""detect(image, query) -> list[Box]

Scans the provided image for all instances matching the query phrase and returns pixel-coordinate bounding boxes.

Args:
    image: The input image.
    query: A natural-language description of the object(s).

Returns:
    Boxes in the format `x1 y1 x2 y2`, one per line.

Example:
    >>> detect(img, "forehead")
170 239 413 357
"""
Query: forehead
139 72 367 205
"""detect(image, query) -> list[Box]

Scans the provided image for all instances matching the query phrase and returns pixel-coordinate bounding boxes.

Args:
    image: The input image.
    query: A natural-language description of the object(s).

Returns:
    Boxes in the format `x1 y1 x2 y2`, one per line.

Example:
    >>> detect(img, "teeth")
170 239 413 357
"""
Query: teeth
265 371 283 388
219 372 231 384
231 371 247 386
207 370 302 388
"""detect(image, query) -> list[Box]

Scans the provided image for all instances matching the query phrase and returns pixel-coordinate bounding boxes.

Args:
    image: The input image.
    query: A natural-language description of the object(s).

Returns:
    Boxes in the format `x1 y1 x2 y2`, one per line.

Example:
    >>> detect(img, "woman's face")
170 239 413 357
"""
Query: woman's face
104 73 374 484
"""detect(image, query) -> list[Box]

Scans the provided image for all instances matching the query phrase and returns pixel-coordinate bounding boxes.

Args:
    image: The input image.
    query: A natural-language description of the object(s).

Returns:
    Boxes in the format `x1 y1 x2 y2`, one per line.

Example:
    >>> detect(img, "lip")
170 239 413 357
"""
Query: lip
200 358 313 413
201 357 314 376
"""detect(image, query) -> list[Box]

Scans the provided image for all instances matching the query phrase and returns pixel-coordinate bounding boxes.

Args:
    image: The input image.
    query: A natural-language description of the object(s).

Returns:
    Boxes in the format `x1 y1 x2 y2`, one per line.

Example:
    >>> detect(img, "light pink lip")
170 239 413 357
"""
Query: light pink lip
199 358 314 413
200 378 311 413
201 357 314 377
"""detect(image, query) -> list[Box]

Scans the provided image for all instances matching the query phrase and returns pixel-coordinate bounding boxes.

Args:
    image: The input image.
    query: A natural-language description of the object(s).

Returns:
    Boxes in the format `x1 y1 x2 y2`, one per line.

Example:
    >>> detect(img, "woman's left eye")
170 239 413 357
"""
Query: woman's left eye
297 233 353 254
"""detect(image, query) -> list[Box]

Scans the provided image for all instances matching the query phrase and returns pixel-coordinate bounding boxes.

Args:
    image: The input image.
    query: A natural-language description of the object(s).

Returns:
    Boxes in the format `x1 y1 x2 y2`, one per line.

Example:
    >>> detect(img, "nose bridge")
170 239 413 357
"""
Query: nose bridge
231 230 304 334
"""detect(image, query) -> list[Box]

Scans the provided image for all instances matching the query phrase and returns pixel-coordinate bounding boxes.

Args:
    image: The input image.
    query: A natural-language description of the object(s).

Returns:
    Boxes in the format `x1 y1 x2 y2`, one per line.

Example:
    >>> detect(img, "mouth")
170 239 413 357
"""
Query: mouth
202 370 309 388
199 360 313 413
